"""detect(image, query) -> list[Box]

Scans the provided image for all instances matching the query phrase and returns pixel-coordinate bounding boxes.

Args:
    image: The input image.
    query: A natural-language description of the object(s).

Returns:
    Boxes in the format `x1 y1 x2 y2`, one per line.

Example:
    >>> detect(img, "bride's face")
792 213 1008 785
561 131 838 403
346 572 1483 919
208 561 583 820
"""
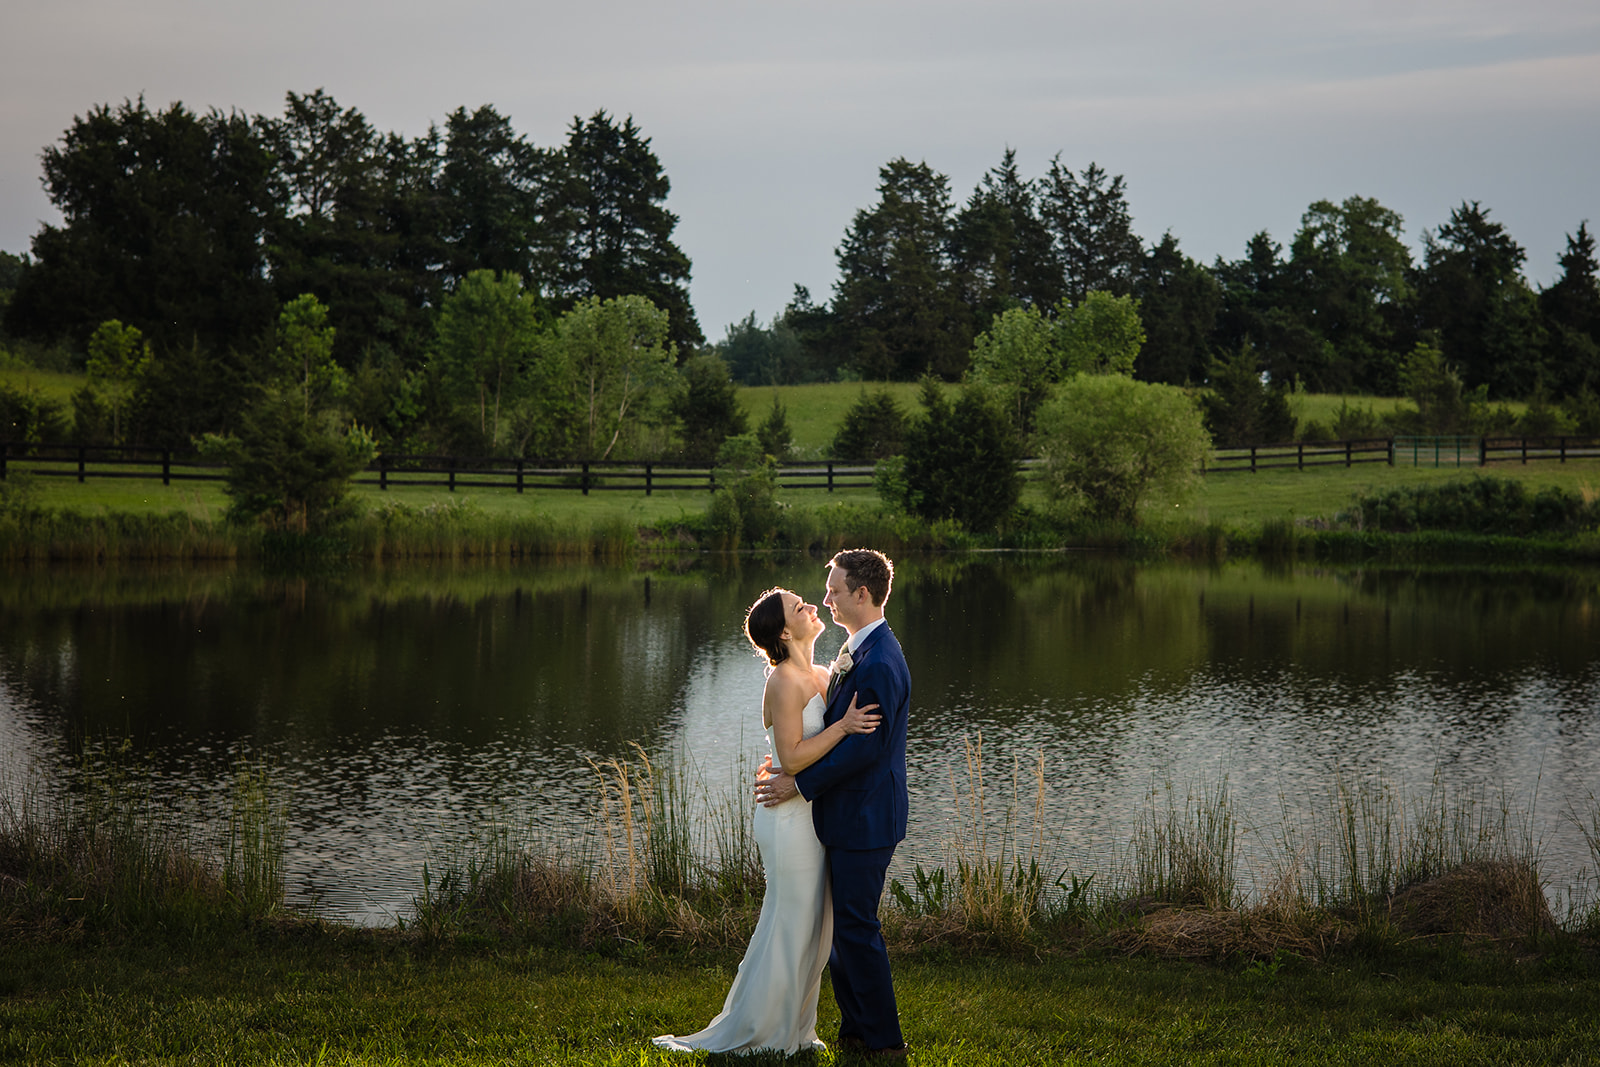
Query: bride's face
781 591 824 643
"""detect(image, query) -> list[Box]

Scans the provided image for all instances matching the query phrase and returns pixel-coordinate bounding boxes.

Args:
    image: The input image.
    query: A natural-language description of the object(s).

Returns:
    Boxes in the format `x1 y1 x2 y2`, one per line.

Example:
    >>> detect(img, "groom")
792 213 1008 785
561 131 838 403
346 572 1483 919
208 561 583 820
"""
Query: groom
756 548 909 1058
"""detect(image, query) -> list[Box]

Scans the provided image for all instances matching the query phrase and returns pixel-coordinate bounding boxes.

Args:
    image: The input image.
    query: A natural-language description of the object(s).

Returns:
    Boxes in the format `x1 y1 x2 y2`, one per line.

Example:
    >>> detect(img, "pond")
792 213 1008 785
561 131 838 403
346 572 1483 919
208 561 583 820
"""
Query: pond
2 554 1597 925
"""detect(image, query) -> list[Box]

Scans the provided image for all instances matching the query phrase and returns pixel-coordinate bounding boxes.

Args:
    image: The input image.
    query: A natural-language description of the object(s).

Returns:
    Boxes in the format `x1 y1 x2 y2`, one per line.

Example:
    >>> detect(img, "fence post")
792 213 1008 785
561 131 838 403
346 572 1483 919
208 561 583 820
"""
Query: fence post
645 462 653 496
582 462 590 496
1250 446 1257 473
1560 437 1567 464
516 458 524 493
162 449 171 486
379 454 389 491
1345 441 1352 468
1387 438 1394 467
1479 438 1487 465
1522 437 1528 464
448 456 456 492
1298 442 1304 470
828 461 835 492
77 446 86 483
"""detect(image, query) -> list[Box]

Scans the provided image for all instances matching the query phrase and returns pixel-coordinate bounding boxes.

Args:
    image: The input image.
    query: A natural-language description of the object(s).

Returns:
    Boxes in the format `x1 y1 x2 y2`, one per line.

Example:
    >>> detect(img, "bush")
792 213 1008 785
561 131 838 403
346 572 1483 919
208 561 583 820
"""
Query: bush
895 380 1019 533
1035 374 1211 524
829 388 906 460
674 353 747 463
707 434 782 548
1352 475 1599 536
755 393 793 461
198 395 376 532
1202 342 1296 446
0 381 69 446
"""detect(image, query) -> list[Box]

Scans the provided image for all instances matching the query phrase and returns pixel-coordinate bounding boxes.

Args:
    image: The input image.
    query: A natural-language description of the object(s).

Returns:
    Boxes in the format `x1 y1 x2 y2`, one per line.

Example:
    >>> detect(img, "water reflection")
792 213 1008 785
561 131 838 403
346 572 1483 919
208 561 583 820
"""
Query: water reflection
2 556 1597 924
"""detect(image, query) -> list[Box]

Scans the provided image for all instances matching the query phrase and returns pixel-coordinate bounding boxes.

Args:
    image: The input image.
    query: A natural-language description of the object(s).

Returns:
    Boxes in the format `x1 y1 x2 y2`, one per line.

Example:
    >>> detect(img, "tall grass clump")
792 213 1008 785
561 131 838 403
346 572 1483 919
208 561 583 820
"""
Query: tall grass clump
415 745 764 945
935 734 1052 937
351 499 639 560
1563 791 1600 934
0 745 286 931
1128 776 1239 910
0 478 237 561
1274 773 1553 944
412 809 602 940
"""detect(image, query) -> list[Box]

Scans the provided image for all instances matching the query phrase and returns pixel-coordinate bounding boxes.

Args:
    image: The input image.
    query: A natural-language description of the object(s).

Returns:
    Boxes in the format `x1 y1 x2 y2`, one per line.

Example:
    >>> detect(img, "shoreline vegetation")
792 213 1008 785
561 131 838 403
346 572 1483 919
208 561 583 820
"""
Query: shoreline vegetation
3 452 1600 565
3 743 1599 1062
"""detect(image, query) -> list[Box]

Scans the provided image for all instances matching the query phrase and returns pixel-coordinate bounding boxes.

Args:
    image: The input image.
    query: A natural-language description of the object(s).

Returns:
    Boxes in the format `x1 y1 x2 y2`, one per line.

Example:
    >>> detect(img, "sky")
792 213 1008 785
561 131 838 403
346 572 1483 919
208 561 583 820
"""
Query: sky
3 0 1598 341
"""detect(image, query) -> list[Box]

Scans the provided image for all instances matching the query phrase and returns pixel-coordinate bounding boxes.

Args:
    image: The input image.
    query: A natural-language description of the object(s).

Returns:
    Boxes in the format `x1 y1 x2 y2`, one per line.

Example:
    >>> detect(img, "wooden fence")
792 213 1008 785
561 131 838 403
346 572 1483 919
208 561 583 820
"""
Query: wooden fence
1202 438 1393 473
5 436 1600 493
0 442 877 494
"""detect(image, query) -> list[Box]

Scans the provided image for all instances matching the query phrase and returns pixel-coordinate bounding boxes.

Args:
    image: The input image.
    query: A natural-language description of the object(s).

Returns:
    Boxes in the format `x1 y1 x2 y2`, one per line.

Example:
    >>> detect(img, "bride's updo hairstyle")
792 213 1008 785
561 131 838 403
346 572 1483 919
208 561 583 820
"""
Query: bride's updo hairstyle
744 587 791 667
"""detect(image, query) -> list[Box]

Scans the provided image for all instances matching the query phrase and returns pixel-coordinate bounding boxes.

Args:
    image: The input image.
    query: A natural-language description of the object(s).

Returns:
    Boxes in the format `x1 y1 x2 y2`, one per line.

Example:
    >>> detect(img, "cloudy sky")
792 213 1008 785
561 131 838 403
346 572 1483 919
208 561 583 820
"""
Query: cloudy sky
3 0 1598 339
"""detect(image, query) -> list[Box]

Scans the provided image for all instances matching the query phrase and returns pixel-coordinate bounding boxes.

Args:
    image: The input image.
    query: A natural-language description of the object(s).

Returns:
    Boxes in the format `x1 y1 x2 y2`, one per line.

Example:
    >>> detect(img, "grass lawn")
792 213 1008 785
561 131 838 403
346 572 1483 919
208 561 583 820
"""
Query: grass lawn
1182 457 1600 529
0 366 84 406
2 934 1595 1065
736 381 951 456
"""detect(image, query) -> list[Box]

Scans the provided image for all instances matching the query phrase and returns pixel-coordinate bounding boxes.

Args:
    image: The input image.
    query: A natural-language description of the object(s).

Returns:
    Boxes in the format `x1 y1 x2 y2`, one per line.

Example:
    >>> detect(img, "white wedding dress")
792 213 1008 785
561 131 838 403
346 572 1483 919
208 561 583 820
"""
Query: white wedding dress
653 694 833 1055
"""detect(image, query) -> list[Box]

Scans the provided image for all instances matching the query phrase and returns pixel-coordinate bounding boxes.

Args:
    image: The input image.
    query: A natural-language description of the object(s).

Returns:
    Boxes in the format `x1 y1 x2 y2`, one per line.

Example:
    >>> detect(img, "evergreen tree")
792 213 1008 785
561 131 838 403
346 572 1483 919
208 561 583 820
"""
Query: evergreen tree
440 104 557 289
756 393 793 460
1039 159 1143 304
1539 222 1600 394
718 311 810 385
832 158 971 380
899 380 1019 532
949 149 1062 334
829 388 907 460
1414 201 1545 397
674 352 747 463
1212 232 1327 390
1202 342 1297 447
1133 233 1220 385
264 91 442 366
550 112 701 349
5 98 280 355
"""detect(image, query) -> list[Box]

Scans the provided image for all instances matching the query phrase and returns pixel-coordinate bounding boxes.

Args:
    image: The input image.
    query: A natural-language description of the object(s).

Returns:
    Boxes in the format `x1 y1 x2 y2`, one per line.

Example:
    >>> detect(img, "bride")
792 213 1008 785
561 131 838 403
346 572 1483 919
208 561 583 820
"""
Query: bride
653 587 880 1055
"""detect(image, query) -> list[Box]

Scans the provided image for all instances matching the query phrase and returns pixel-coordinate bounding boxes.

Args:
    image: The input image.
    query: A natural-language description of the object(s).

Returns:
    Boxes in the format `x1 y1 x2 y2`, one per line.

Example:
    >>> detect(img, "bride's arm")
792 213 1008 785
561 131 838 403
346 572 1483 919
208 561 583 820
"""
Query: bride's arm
768 677 880 776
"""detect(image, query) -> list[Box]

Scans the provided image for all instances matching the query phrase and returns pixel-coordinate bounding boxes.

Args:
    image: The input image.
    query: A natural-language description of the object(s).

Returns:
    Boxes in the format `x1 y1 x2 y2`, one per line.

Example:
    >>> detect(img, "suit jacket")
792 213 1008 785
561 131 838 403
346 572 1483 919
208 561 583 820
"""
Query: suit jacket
794 621 909 850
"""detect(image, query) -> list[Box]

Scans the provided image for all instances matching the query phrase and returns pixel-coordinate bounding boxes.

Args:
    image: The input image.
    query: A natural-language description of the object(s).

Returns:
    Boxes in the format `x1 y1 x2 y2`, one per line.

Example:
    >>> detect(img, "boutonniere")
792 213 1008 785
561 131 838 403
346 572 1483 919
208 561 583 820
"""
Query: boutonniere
832 649 854 676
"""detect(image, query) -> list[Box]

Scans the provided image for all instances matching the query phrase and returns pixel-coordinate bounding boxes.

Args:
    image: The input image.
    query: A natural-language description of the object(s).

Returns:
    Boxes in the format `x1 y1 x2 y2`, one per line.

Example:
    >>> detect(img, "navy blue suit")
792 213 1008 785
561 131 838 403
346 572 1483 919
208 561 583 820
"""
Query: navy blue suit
794 621 909 1051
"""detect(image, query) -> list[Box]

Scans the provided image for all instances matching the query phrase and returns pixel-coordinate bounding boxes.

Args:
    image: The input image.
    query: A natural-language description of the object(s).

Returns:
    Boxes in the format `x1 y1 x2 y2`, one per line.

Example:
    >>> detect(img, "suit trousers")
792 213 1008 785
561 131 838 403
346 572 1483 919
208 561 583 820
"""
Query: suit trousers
827 844 903 1050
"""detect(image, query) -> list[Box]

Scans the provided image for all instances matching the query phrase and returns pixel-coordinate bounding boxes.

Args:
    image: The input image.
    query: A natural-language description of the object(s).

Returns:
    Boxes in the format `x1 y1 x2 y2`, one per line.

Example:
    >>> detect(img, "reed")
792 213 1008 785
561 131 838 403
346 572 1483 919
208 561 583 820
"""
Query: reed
1127 776 1239 910
938 734 1051 936
0 744 286 930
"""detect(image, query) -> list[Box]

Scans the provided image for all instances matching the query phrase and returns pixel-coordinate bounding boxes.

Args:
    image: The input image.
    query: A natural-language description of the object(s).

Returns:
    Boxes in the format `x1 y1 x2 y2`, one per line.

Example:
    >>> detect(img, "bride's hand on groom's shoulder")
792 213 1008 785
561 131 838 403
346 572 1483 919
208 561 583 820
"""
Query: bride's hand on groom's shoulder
839 694 881 735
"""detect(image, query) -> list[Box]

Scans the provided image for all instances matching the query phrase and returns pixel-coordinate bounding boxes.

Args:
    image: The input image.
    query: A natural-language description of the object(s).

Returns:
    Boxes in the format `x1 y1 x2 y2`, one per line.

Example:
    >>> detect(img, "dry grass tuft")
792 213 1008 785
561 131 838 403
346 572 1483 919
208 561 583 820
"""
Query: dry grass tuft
1103 904 1354 960
1387 859 1556 941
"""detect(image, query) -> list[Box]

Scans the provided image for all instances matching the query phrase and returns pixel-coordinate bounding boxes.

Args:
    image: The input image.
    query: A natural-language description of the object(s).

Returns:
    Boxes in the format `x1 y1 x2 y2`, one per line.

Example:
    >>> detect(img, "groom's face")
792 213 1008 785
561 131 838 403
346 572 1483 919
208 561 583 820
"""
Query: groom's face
823 564 865 631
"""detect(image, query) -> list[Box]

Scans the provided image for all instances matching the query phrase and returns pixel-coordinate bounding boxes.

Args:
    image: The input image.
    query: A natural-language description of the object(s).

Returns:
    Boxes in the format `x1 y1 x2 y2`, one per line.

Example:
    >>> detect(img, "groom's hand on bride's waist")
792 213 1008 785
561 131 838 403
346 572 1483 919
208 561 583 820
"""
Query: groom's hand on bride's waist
753 759 799 807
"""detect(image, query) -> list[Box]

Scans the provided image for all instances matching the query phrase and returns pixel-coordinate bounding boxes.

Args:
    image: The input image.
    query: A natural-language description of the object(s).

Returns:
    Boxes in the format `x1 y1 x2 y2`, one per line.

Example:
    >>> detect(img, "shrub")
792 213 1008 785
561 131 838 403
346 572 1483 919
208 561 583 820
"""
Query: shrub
1202 342 1296 446
1352 475 1599 536
707 434 781 548
829 388 906 460
895 380 1019 533
754 393 793 461
1035 374 1211 524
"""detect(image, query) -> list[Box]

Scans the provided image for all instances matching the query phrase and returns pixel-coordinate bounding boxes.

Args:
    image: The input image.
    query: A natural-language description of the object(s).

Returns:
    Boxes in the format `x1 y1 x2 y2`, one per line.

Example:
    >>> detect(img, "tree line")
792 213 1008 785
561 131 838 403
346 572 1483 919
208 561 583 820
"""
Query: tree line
720 152 1600 411
0 91 705 460
4 95 1600 471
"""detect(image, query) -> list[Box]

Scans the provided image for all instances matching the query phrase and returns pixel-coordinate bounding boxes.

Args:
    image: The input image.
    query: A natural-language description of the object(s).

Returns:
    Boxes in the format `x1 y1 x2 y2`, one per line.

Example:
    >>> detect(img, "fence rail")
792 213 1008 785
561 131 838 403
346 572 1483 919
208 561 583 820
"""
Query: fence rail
1203 438 1393 473
0 442 878 494
1480 435 1600 464
6 436 1600 494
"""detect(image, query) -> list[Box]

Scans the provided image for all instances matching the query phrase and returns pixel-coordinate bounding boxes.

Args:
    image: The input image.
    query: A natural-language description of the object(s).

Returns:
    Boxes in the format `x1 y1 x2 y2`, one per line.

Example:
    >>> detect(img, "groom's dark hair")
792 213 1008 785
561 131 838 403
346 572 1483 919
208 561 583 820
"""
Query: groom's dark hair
830 548 893 607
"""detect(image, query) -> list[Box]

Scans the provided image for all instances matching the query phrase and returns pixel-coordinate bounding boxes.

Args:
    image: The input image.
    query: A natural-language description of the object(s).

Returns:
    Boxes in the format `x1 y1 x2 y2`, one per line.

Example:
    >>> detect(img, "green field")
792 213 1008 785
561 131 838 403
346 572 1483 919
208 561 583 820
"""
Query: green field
737 381 951 456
